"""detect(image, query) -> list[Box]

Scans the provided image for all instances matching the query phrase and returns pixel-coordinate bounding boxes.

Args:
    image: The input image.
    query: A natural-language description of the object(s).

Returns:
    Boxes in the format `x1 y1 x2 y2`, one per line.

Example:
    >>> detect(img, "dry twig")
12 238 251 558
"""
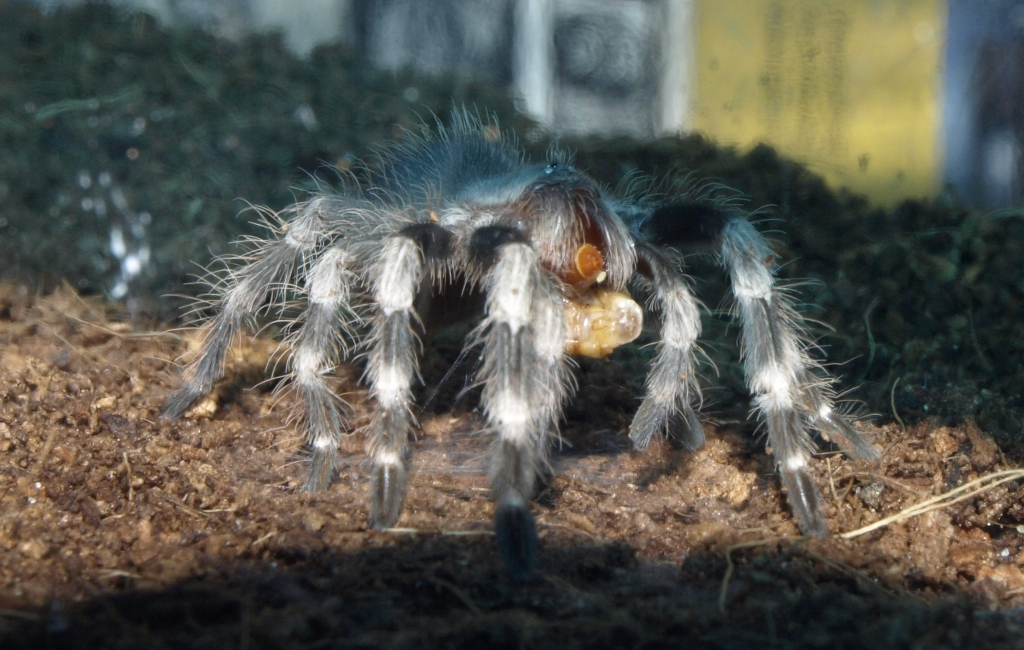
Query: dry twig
840 469 1024 539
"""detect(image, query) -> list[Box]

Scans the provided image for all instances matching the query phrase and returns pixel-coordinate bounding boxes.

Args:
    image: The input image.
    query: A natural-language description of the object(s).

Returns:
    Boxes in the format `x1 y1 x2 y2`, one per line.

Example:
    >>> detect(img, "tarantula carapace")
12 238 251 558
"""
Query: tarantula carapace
163 115 877 580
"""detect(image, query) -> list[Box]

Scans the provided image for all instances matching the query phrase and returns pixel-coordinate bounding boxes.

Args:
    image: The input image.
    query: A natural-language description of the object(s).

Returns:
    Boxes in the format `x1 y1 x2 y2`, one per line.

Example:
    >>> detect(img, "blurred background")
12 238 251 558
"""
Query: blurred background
3 0 1024 445
24 0 1024 209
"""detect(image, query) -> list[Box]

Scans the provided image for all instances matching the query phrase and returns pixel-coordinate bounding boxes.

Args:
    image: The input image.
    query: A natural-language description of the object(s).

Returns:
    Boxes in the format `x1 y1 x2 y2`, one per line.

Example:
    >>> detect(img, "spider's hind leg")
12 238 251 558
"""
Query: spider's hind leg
718 216 876 537
471 227 572 581
161 199 329 420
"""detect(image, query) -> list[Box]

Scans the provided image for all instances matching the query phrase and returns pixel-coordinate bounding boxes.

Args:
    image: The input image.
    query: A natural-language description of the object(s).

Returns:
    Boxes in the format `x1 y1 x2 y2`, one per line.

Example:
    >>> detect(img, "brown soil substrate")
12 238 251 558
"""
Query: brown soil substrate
2 287 1024 649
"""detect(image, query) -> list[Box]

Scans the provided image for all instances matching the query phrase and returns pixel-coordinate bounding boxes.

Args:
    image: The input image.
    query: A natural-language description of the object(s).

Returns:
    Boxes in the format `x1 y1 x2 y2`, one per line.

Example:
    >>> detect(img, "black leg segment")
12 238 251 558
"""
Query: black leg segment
641 203 729 248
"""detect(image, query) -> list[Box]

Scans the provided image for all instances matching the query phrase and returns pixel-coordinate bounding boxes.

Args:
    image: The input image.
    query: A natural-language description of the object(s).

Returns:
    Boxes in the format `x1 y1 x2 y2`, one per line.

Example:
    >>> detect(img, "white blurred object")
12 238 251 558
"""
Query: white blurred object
353 0 694 137
981 130 1022 207
512 0 695 136
250 0 348 55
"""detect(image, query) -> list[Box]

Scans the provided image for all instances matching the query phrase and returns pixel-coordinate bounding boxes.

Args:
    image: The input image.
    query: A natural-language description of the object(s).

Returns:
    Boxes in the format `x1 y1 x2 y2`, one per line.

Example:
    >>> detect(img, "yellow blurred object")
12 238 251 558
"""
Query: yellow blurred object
691 0 946 206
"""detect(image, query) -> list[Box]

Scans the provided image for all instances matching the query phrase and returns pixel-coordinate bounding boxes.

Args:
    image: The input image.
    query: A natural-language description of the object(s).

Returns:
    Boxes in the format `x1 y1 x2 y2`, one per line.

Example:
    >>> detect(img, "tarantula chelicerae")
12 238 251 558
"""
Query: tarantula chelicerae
163 115 877 579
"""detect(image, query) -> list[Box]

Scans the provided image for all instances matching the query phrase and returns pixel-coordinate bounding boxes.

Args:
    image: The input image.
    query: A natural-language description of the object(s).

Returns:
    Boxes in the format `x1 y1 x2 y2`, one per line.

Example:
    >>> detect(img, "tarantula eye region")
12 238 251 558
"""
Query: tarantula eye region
563 288 643 359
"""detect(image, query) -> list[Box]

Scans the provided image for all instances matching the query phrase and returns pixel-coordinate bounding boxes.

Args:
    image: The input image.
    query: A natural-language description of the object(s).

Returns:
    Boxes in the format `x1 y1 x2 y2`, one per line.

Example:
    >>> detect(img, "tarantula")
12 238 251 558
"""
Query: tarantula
162 114 877 579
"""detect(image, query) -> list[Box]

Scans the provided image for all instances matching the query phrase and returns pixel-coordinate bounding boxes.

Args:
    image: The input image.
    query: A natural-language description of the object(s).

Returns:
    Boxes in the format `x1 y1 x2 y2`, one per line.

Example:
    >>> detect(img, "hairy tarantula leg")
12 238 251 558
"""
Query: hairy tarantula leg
473 228 571 581
719 216 830 537
803 383 879 461
291 246 359 492
161 201 326 420
365 236 422 528
365 224 453 528
629 244 705 451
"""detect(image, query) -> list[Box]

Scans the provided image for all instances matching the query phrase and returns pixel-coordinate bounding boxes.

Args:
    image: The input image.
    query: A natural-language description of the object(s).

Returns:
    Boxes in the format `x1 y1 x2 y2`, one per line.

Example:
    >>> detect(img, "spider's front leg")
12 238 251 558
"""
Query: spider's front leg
719 217 878 536
470 226 571 581
364 223 454 528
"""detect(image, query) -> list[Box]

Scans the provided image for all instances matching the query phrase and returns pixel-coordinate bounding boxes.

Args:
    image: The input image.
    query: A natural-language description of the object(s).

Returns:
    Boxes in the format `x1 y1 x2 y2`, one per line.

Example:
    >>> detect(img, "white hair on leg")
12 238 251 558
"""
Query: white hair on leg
287 246 360 492
364 235 424 529
629 245 705 451
720 216 875 536
474 241 571 580
162 199 329 420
